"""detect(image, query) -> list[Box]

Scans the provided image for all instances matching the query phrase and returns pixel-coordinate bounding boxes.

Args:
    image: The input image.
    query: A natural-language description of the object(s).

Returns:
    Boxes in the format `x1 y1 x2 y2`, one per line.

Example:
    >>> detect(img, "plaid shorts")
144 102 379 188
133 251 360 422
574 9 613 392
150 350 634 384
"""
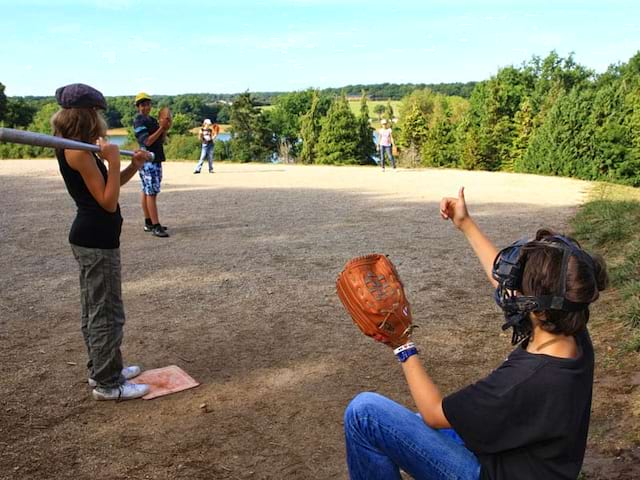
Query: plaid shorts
139 162 162 195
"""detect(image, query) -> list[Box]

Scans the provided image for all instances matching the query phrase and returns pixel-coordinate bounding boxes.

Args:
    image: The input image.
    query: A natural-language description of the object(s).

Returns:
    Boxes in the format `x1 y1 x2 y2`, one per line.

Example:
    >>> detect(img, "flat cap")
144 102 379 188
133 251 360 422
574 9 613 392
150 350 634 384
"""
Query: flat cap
55 83 107 110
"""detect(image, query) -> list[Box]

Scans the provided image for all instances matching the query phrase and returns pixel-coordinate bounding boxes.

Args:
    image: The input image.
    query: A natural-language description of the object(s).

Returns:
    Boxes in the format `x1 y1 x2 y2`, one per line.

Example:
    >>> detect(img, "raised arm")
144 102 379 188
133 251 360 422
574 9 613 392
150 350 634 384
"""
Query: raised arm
144 123 167 147
440 187 498 288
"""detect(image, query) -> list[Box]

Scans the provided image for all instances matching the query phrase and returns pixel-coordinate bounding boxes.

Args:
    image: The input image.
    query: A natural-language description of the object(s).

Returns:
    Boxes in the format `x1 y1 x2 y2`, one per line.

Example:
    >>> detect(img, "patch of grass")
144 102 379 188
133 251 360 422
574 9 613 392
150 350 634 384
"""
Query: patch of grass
347 99 402 121
571 182 640 351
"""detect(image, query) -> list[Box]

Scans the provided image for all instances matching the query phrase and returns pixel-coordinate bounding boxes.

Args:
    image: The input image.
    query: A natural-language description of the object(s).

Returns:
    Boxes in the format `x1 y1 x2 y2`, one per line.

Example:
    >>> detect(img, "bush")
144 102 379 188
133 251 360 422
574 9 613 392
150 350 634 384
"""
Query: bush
0 142 49 159
213 140 231 161
163 134 201 160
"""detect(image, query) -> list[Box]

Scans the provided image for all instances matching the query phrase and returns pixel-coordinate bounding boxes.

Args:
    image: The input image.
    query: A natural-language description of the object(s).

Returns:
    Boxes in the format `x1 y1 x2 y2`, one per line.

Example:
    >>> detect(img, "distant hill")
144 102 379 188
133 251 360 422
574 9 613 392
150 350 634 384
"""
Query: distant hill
320 82 477 100
9 82 477 105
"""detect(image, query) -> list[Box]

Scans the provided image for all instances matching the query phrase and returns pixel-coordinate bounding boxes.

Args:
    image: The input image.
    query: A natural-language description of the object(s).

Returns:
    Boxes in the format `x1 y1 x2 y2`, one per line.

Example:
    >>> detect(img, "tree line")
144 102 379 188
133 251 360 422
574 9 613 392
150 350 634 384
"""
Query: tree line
1 51 639 186
0 81 475 131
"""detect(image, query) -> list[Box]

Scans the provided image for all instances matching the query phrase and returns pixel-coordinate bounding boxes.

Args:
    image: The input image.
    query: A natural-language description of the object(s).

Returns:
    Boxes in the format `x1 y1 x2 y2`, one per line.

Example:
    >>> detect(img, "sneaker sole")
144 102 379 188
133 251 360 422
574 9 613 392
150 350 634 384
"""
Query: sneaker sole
92 387 149 401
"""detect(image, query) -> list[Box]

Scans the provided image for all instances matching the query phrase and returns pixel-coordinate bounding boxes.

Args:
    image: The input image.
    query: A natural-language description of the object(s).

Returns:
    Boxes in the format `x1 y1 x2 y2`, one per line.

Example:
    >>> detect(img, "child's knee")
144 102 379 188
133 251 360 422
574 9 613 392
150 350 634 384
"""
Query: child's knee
344 392 386 425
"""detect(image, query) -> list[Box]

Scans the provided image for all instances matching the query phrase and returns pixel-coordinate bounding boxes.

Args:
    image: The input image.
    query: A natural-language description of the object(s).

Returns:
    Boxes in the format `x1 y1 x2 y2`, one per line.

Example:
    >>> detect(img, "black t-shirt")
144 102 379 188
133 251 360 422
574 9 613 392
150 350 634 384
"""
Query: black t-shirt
133 113 165 162
442 329 594 480
56 150 123 249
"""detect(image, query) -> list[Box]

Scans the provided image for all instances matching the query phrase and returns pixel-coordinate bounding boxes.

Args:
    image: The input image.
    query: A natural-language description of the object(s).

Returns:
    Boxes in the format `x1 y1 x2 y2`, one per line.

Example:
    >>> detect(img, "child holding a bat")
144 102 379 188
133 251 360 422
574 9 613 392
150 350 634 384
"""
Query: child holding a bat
343 187 608 480
52 83 152 401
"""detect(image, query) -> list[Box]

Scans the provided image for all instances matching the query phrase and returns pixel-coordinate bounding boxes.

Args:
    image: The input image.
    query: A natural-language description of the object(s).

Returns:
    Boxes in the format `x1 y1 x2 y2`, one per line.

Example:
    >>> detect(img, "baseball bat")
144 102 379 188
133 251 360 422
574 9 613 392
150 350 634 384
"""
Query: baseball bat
0 127 155 161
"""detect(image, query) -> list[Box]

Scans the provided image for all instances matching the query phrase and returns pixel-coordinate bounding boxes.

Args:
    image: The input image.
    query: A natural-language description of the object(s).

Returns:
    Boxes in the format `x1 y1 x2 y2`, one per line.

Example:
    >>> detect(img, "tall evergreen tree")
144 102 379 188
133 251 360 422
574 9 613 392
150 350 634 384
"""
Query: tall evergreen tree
229 92 275 162
356 91 376 164
422 100 457 167
316 93 360 165
384 99 395 122
398 103 429 151
299 91 323 164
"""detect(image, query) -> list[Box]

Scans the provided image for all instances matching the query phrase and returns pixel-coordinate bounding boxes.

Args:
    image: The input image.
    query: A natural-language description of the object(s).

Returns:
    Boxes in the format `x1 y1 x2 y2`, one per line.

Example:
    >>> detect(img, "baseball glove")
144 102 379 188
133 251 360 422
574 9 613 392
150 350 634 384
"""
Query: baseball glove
336 254 415 348
158 107 172 142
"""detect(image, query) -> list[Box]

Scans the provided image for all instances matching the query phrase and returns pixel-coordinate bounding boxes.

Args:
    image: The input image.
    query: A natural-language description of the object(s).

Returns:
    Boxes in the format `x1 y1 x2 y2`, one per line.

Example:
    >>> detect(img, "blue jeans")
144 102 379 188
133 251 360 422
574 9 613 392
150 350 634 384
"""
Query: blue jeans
195 143 214 172
379 145 395 169
344 392 481 480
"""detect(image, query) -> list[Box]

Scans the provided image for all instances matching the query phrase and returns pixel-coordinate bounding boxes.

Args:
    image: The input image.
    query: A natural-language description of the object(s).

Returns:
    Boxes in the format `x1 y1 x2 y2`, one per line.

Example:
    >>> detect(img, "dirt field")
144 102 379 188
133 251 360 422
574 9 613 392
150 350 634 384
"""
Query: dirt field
0 160 638 479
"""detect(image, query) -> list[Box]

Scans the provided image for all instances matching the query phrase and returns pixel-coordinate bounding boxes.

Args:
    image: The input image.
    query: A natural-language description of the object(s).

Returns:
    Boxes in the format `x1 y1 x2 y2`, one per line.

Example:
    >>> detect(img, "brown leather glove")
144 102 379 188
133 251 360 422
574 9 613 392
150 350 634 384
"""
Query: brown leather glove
336 254 415 348
158 107 172 142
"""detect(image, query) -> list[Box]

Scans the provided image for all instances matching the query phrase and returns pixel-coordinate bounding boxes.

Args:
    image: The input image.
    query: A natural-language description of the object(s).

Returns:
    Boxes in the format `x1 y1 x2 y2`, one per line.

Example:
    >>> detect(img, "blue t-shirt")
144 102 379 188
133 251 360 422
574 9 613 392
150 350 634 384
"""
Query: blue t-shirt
133 113 165 163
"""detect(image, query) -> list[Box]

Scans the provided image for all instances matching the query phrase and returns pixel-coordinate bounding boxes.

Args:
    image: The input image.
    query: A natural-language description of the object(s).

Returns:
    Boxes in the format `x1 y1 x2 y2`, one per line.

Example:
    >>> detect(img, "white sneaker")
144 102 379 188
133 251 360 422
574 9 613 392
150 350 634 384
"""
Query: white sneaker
88 365 142 388
92 381 150 401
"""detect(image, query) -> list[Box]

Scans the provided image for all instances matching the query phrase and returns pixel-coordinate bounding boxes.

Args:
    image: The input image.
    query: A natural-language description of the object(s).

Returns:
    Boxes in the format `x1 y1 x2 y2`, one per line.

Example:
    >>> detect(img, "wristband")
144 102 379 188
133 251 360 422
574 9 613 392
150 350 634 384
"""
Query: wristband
393 342 416 355
395 347 418 363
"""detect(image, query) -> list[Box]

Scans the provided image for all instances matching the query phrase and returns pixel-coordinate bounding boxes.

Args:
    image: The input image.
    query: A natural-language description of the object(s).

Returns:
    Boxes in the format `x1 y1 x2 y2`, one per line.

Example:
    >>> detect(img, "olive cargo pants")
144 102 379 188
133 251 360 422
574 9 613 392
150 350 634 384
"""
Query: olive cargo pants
71 245 125 388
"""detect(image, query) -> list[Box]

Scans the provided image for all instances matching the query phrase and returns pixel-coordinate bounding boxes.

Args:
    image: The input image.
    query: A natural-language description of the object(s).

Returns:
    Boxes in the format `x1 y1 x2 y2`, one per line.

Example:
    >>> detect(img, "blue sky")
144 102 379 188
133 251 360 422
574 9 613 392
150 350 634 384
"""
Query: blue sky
1 0 639 96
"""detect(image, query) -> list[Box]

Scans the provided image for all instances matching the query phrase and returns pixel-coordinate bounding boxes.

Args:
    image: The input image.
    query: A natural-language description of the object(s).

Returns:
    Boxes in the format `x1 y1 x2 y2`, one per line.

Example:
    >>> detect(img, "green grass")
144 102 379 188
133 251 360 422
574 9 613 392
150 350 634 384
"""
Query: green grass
571 183 640 350
347 99 402 121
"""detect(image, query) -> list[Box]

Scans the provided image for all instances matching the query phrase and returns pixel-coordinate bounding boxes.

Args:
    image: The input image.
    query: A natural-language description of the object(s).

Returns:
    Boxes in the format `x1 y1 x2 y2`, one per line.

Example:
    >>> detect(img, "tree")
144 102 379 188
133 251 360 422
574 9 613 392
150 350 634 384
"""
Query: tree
316 93 360 165
3 97 37 127
384 100 394 122
373 104 385 120
217 104 231 124
0 82 6 123
169 112 193 135
421 100 458 167
398 103 429 151
268 90 316 162
229 92 275 162
299 91 323 164
397 89 436 150
29 102 60 133
356 91 376 164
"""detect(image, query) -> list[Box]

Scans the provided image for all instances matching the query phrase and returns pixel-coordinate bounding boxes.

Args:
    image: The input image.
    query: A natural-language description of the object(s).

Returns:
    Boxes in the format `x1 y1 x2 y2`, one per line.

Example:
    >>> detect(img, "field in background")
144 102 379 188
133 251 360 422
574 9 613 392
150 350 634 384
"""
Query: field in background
259 99 402 125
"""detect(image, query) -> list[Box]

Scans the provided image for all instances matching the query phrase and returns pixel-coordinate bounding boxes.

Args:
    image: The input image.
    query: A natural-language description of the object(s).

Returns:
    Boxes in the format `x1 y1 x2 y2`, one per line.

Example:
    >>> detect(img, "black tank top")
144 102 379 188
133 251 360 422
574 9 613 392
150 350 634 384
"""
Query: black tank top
56 149 123 249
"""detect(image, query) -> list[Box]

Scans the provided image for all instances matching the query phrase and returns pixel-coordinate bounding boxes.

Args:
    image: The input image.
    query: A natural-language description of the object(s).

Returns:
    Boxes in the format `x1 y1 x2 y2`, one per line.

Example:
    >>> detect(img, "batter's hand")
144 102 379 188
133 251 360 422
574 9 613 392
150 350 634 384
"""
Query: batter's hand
132 149 152 168
97 137 120 165
439 186 470 230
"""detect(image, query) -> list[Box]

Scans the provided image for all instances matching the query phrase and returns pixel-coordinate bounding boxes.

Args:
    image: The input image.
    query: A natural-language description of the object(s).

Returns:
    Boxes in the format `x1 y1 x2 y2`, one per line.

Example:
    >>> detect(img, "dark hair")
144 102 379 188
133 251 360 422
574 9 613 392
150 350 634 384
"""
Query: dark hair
51 107 107 144
519 228 608 335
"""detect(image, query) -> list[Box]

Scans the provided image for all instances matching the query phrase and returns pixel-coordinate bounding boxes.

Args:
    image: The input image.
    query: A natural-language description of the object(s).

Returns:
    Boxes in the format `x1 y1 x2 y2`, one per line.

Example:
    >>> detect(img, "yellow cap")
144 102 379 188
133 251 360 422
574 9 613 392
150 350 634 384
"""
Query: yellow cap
135 92 152 105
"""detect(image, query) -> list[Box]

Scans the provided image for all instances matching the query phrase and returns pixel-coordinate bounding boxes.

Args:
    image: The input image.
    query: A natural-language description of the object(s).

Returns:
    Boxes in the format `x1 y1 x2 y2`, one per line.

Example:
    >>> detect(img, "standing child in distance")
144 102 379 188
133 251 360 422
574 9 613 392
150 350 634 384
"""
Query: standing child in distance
52 83 151 401
344 187 608 480
377 118 395 171
194 118 218 174
133 92 170 238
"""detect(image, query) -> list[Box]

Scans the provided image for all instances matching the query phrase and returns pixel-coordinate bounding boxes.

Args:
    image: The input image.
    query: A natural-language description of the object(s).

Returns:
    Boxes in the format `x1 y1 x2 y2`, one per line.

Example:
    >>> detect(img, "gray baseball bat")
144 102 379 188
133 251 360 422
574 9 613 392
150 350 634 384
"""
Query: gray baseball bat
0 127 155 161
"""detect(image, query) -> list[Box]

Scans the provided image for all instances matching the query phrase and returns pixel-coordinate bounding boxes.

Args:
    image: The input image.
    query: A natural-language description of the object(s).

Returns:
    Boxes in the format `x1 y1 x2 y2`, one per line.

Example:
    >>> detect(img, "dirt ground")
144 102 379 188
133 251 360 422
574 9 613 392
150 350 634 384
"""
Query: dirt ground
0 160 638 480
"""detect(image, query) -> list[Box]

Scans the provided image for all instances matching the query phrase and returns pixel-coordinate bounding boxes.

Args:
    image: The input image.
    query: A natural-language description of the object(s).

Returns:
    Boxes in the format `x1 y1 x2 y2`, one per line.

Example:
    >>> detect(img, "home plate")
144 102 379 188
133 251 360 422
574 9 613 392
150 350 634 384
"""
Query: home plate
129 365 200 400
